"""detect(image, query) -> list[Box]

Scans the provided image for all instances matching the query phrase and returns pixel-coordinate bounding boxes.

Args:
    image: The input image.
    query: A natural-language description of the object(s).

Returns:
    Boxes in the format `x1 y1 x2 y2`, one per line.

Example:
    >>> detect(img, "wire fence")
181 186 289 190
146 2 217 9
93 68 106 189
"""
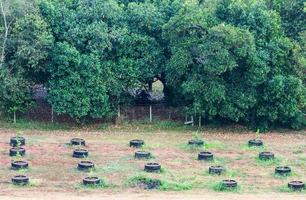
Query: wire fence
15 99 189 125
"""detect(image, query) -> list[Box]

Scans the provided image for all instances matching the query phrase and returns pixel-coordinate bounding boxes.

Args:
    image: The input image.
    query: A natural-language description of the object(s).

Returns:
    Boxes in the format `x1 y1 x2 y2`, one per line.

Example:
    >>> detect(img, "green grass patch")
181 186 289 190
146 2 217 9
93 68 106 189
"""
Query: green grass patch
279 185 306 193
255 157 282 166
241 144 266 151
126 174 193 191
0 119 70 131
211 181 241 192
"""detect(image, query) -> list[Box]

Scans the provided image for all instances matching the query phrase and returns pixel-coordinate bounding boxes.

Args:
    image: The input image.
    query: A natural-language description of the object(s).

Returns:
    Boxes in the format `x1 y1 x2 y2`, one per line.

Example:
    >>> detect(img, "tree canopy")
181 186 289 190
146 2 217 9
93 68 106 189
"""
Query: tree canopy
0 0 305 129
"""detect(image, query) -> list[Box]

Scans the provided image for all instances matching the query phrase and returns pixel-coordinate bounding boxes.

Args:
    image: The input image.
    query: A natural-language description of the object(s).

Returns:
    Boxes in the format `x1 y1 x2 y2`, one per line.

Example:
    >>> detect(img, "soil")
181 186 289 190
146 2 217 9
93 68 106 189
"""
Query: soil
0 126 305 199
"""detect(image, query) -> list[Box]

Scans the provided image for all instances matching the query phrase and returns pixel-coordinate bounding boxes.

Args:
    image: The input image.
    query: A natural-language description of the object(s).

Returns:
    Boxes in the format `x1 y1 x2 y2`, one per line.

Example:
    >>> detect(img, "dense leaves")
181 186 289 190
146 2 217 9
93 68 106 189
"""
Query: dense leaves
0 0 305 129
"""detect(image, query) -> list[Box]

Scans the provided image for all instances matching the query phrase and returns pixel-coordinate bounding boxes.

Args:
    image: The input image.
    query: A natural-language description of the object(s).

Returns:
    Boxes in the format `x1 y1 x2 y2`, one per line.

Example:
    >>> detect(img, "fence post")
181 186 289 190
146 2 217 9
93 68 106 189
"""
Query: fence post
191 116 194 126
199 116 201 127
13 111 16 124
149 105 152 123
118 105 121 118
51 106 54 123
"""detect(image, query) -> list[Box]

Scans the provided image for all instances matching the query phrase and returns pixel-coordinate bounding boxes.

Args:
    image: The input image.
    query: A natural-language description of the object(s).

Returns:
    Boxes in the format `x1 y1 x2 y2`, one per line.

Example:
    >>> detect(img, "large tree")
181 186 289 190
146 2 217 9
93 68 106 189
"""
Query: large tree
164 0 305 129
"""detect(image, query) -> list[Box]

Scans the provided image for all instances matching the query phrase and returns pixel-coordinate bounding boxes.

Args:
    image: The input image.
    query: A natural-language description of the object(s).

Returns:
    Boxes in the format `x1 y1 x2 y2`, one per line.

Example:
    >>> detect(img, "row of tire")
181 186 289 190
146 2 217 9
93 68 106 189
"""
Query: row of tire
6 136 306 190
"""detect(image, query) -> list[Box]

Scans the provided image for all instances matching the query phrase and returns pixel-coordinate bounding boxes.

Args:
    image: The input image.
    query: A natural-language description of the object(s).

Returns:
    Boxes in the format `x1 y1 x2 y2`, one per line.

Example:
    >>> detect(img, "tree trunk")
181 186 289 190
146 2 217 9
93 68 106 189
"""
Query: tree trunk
0 1 8 67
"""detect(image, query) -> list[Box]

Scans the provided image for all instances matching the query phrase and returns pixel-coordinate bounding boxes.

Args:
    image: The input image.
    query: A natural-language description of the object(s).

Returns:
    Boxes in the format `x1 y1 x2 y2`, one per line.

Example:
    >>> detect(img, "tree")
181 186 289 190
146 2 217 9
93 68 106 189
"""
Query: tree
164 0 305 129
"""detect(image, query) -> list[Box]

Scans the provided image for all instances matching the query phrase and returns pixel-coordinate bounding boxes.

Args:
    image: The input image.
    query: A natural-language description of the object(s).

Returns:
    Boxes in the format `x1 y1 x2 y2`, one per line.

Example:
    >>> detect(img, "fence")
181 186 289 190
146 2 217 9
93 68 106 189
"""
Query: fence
16 99 188 125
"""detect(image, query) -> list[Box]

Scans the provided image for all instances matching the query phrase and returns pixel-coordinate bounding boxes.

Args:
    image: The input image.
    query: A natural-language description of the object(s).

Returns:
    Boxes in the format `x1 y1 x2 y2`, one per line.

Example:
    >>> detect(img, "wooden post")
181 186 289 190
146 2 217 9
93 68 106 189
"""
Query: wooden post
149 105 152 123
51 106 54 123
199 116 201 127
13 111 16 124
191 116 194 126
118 105 121 118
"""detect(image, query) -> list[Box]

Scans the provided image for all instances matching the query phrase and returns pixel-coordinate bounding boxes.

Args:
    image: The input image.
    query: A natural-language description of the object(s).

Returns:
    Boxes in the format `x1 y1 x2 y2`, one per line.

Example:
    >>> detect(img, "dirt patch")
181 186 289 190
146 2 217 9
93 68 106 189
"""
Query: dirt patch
0 128 305 196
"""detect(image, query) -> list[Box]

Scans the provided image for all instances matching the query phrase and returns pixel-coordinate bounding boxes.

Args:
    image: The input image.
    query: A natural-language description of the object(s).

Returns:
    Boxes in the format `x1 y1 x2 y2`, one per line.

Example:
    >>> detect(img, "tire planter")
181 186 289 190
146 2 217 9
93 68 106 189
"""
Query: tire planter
144 163 161 173
11 161 29 170
135 151 151 159
198 151 214 161
188 139 204 146
221 179 238 189
78 161 94 171
129 139 144 148
288 181 305 191
9 147 26 157
248 139 263 147
70 138 85 146
209 166 224 175
10 136 25 147
12 175 29 185
73 149 88 158
259 152 274 160
83 177 101 186
275 166 291 176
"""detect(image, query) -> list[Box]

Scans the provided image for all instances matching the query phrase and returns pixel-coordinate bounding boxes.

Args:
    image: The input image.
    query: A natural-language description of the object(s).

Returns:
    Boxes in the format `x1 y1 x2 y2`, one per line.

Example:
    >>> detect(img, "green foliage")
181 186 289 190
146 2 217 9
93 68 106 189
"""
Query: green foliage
0 0 304 129
0 69 33 116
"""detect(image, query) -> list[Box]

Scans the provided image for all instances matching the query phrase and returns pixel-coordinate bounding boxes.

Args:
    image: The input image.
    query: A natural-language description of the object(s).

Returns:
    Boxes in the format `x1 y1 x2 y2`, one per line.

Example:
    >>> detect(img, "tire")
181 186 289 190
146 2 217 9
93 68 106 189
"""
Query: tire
259 152 274 160
198 151 213 161
10 136 25 147
188 139 204 146
71 138 85 146
275 166 291 176
288 181 305 191
11 161 29 170
135 151 151 159
248 139 263 147
9 147 26 157
221 179 237 188
12 175 29 185
83 177 101 186
130 140 144 148
73 149 88 158
78 161 94 171
144 163 161 173
209 166 224 175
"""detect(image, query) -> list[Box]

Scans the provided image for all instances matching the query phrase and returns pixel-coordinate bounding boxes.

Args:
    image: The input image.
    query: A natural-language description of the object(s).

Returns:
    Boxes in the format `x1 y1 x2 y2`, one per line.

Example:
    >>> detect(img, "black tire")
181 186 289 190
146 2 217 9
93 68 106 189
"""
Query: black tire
10 136 25 147
73 149 88 158
248 139 263 147
144 163 161 173
209 166 224 175
188 139 204 146
135 151 151 159
11 161 29 170
221 179 237 188
78 161 94 171
259 152 274 160
71 138 85 146
130 140 144 148
12 175 29 185
288 181 305 191
83 177 101 186
9 147 26 157
198 151 213 161
275 166 291 176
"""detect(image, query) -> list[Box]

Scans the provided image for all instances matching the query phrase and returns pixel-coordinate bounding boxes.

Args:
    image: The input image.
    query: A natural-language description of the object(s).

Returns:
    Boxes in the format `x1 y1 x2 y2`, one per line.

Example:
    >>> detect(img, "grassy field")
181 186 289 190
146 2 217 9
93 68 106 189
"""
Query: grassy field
0 120 305 197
